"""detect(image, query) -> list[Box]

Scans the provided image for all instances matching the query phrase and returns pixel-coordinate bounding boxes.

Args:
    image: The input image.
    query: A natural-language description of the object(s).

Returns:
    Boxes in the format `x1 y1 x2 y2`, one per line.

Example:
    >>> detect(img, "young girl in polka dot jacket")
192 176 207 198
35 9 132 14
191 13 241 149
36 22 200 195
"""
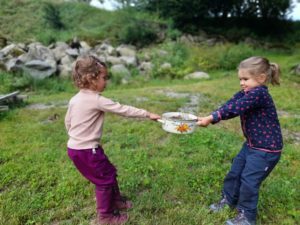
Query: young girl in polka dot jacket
197 56 283 225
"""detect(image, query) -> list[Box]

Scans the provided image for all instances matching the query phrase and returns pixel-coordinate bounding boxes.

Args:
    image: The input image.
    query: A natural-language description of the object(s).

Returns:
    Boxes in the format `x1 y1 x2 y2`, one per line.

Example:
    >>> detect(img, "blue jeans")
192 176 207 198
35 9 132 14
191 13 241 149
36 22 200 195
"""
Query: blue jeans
222 143 281 221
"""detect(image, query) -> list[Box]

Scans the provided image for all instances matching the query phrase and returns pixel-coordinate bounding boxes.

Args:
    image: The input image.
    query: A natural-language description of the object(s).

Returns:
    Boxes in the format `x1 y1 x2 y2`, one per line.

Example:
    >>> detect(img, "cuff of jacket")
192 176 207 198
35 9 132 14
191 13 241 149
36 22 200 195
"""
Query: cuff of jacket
211 111 221 124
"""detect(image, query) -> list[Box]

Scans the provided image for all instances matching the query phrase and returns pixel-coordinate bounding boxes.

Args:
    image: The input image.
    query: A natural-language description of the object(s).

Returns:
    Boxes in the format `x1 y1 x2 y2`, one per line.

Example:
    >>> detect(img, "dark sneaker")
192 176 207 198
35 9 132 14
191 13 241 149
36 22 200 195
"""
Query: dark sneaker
225 211 256 225
210 197 232 212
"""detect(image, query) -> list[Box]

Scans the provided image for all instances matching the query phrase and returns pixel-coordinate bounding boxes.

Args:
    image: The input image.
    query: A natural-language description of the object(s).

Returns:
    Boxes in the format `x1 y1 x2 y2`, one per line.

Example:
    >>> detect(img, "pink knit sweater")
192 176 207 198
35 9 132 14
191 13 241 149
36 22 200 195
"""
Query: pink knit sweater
65 89 149 149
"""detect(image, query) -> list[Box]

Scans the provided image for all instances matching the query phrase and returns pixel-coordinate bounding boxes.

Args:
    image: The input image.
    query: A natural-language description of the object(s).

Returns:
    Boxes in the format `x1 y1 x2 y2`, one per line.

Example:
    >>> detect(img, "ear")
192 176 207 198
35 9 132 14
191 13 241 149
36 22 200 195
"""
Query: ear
258 73 267 83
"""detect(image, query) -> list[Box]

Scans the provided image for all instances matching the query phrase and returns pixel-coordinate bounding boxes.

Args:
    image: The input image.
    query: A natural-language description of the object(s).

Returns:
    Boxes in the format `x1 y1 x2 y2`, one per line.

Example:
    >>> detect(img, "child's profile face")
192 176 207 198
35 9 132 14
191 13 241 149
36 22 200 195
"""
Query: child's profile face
95 68 109 92
238 69 265 92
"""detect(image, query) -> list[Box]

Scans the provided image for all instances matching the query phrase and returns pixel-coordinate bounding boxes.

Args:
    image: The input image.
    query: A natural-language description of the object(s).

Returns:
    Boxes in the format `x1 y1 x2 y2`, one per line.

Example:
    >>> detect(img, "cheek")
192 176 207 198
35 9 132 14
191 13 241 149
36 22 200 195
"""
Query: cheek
101 81 107 87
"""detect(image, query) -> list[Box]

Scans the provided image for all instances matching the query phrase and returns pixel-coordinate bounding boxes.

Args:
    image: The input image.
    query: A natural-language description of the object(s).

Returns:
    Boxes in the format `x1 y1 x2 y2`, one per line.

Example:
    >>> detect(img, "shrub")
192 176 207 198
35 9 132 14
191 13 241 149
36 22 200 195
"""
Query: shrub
118 19 158 47
224 27 255 42
0 72 73 94
165 20 182 41
43 2 65 30
116 9 167 47
150 42 190 79
217 44 257 70
188 45 223 71
188 43 258 71
0 72 14 93
0 72 34 93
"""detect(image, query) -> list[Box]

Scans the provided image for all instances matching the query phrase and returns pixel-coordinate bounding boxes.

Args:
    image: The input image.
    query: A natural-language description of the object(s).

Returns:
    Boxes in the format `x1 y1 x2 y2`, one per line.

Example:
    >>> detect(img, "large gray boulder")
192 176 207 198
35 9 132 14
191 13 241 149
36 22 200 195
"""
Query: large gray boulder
51 42 69 61
58 55 76 78
120 56 137 67
5 58 23 72
0 44 25 57
106 56 123 65
18 43 57 79
110 64 131 84
66 48 79 57
23 60 57 79
94 43 115 56
138 61 153 75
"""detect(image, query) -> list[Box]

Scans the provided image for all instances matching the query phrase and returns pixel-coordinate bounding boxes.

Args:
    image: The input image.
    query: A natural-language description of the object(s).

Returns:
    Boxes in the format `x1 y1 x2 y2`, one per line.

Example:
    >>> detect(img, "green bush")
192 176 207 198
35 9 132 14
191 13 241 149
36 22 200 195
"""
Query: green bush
0 72 35 93
224 27 255 42
217 44 257 70
165 20 182 41
114 9 168 47
188 43 259 71
153 66 178 79
188 46 220 71
150 42 190 79
43 2 64 30
0 72 14 93
0 72 73 94
28 76 73 93
118 18 158 47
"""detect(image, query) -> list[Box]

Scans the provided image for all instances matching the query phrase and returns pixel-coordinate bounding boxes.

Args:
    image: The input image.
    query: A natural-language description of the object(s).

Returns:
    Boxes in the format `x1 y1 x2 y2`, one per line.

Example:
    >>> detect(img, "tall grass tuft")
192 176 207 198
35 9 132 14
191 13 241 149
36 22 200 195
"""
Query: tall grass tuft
43 2 65 30
0 72 73 94
188 43 260 71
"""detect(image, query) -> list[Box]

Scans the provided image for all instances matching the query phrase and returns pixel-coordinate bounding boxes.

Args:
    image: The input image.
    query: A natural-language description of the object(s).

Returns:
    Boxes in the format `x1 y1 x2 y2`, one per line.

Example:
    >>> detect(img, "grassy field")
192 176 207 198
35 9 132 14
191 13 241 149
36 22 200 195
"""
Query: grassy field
1 0 300 224
0 0 163 46
1 50 300 225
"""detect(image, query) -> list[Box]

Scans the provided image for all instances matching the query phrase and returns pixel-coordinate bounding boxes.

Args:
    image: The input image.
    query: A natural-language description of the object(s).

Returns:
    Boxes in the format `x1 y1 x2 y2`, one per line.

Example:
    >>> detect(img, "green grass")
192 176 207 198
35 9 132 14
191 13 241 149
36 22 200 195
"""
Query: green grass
1 62 299 225
0 0 113 44
0 0 165 46
1 2 299 223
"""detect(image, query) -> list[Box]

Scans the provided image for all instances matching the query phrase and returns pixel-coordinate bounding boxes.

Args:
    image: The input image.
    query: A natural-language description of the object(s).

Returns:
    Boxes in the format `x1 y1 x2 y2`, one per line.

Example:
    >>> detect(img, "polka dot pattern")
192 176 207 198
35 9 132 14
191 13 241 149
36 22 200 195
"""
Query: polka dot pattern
212 86 283 151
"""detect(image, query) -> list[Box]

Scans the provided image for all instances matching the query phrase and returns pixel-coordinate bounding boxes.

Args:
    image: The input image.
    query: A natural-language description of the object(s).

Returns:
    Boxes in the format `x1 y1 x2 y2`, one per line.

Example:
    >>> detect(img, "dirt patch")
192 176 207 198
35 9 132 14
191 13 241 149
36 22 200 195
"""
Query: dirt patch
26 101 68 110
283 129 300 145
277 110 300 119
157 90 209 114
135 97 149 102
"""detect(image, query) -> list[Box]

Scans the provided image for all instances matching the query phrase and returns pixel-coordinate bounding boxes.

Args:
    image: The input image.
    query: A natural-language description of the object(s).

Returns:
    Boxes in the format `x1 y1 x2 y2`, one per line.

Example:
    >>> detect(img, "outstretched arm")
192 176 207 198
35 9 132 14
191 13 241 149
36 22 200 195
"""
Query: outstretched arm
197 87 266 126
98 95 161 120
212 88 264 123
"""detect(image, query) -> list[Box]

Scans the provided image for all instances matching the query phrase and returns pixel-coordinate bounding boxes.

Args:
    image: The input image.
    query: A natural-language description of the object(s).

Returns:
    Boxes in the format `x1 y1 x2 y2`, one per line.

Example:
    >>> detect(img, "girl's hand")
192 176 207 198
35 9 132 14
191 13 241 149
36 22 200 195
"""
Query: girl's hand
197 115 213 127
148 113 161 121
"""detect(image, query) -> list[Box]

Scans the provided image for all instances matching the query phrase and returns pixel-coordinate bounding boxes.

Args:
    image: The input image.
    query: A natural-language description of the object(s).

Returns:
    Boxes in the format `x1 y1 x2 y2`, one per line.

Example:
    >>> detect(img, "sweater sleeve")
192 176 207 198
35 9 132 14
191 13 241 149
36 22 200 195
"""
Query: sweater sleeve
212 88 264 123
97 95 149 118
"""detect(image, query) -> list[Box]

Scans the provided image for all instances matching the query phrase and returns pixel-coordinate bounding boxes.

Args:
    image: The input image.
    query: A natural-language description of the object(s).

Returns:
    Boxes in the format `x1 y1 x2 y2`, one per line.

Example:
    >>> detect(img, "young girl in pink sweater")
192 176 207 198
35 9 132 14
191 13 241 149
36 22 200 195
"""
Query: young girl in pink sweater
65 55 160 225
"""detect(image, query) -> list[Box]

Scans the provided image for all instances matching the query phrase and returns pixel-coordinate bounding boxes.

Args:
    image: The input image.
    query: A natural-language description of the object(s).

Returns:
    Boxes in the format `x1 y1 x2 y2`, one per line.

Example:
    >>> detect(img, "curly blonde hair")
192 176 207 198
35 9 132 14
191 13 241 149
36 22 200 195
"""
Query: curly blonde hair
72 55 107 90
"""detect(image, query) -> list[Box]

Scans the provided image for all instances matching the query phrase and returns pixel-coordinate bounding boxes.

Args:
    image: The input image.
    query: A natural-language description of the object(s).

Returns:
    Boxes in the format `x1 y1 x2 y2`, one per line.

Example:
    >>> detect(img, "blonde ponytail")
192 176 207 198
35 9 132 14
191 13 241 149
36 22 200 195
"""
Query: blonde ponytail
269 63 280 86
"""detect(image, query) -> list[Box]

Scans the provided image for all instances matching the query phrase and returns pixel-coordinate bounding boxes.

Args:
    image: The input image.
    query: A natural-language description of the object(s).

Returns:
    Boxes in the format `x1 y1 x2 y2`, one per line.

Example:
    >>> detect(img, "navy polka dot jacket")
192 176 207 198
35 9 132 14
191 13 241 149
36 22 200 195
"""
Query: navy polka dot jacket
212 85 283 152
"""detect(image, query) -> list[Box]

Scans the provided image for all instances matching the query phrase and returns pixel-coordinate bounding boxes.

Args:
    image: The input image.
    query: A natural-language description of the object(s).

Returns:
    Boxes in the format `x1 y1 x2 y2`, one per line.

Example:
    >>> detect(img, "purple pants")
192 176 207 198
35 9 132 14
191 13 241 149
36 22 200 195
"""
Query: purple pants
68 146 117 187
68 146 122 215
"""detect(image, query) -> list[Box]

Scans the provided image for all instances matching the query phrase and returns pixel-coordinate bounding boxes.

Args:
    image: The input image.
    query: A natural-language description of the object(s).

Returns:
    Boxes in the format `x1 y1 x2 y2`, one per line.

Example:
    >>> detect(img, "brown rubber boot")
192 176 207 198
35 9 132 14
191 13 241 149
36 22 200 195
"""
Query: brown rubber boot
99 211 128 225
96 187 128 225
